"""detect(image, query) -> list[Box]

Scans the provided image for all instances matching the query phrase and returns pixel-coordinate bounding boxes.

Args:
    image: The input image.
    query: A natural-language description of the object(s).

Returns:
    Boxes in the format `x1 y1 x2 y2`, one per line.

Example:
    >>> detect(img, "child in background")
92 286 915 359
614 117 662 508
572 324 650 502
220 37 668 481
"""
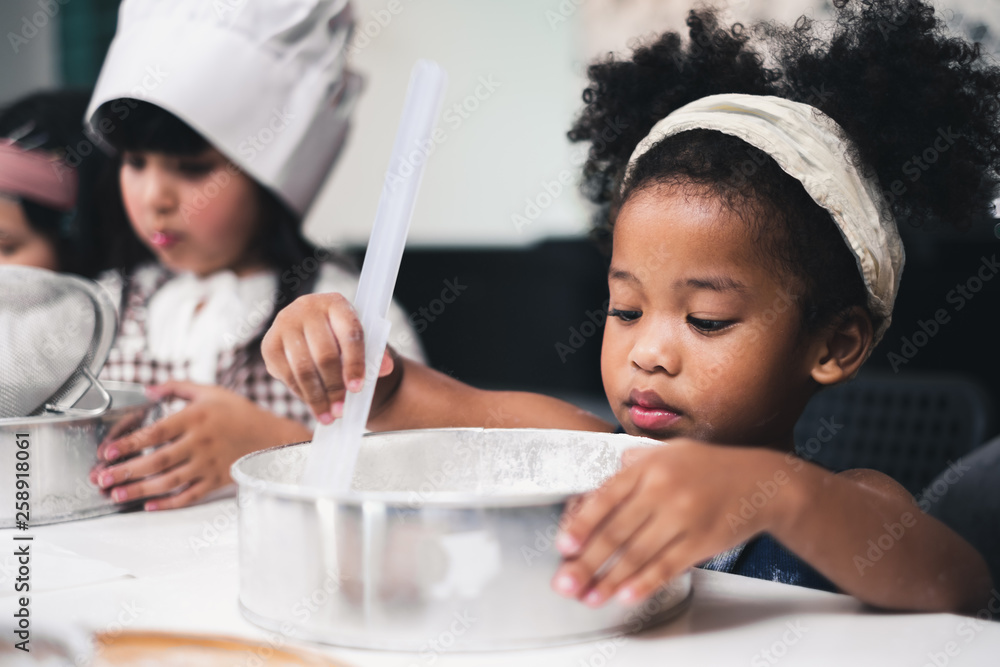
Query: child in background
262 0 998 613
84 0 423 511
0 90 107 276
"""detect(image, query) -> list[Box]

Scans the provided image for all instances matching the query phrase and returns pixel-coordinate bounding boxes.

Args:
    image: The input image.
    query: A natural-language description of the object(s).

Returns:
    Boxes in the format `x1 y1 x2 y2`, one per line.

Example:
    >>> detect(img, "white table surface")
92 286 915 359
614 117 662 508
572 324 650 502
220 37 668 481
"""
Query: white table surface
2 496 998 666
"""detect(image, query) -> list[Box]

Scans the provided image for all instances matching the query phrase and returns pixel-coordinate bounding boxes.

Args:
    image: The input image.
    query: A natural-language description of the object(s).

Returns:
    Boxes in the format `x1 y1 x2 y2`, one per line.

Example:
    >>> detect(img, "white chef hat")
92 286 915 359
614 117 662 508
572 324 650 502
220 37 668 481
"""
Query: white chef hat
85 0 360 216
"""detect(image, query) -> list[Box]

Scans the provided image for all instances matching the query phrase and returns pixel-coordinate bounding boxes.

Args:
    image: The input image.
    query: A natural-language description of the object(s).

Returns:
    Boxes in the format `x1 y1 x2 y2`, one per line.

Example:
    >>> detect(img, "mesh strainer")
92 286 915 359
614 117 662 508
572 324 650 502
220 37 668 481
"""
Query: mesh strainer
0 265 117 419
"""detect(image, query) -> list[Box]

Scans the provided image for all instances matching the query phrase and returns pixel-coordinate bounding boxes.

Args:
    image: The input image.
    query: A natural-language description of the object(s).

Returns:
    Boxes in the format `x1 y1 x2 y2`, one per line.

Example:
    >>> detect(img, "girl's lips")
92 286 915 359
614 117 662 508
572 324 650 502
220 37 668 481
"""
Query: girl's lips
629 404 681 431
627 389 682 431
150 231 181 248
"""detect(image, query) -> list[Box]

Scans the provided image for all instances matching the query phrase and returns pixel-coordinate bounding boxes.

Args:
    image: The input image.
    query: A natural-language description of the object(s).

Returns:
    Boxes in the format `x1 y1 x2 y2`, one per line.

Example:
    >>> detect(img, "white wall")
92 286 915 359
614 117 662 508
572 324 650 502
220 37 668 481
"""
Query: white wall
301 0 837 248
305 0 593 247
297 0 1000 248
0 0 60 105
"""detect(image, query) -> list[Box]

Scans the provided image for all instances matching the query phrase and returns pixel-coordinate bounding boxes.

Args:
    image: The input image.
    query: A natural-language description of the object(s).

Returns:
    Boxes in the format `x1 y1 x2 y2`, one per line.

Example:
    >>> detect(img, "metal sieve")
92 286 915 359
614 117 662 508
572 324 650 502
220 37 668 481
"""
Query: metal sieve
0 265 117 419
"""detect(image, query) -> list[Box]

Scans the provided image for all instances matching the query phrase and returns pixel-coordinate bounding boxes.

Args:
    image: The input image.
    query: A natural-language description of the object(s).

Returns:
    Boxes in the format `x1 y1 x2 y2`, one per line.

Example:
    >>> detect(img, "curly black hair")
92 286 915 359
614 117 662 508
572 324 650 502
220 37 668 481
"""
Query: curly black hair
568 0 1000 335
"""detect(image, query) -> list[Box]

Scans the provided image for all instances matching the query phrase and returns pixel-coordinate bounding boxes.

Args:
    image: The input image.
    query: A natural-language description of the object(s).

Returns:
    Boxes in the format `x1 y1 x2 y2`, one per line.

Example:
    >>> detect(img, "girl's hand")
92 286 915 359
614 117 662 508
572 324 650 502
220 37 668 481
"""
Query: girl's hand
89 381 310 510
261 293 394 423
551 441 798 607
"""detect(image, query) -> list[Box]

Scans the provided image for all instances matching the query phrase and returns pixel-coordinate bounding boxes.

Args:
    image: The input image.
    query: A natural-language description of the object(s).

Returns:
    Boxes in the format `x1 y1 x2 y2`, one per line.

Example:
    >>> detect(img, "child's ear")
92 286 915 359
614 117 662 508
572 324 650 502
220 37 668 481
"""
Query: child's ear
809 307 874 386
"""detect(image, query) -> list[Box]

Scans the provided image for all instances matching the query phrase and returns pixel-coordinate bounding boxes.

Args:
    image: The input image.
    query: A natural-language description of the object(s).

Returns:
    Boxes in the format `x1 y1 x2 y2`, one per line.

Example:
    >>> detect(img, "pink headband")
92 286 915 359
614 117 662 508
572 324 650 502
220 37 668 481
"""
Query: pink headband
0 139 78 212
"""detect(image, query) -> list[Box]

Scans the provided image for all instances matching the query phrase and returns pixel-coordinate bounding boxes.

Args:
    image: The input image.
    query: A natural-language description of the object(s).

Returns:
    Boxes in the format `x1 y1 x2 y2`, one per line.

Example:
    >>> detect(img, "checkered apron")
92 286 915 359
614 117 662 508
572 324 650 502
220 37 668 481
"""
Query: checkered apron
98 264 315 427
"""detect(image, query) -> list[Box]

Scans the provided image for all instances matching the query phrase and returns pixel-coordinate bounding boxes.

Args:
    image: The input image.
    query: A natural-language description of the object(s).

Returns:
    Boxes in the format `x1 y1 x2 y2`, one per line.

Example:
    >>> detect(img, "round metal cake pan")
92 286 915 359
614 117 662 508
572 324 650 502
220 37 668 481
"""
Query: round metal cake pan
0 381 162 527
232 428 692 651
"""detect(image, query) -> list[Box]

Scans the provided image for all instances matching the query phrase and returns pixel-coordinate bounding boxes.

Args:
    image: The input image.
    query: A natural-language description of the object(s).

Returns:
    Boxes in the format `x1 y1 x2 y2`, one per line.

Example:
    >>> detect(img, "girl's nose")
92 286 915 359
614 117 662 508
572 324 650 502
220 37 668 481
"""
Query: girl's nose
629 323 681 376
141 165 178 216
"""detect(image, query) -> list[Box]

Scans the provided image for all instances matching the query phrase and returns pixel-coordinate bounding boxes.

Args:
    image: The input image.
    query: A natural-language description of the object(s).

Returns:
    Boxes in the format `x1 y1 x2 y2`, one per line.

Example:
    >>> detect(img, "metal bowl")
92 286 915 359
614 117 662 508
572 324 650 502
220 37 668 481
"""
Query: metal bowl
0 381 162 527
232 428 692 651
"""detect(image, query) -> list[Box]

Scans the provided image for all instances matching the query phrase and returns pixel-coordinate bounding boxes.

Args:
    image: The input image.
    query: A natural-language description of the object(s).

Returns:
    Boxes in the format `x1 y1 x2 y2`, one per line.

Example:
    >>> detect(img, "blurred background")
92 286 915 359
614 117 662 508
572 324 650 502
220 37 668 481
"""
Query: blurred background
2 0 999 475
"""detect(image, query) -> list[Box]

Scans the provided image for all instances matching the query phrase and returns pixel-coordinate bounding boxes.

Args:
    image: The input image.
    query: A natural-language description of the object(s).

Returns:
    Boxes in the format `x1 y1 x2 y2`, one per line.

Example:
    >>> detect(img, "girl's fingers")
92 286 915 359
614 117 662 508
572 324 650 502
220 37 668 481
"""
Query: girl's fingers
556 467 641 557
621 446 656 468
146 380 207 402
145 477 216 511
303 316 347 403
98 410 187 462
324 295 366 394
551 490 651 601
283 331 331 420
261 327 295 387
101 411 145 444
379 348 394 378
614 540 695 605
577 516 684 607
95 438 192 491
107 459 201 504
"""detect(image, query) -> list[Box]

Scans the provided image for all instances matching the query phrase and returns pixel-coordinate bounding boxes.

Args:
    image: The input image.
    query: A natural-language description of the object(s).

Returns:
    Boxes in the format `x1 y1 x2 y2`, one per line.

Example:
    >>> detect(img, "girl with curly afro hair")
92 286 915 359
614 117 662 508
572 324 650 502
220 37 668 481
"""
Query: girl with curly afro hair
262 0 999 613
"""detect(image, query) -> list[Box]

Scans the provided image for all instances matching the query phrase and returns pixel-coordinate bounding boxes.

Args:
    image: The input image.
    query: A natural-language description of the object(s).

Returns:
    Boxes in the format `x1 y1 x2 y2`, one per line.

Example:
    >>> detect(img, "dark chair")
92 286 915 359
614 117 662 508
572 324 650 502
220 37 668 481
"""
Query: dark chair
793 372 993 495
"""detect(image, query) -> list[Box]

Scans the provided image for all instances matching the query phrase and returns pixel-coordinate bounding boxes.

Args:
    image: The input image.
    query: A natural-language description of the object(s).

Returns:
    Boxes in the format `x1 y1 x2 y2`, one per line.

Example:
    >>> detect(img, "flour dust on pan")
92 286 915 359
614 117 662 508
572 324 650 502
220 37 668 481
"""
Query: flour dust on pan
232 428 693 651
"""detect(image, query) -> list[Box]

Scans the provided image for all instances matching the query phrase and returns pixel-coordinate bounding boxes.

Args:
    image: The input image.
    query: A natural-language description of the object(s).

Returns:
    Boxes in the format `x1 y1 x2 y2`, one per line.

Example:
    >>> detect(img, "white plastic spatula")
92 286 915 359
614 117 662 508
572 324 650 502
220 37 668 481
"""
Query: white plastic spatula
303 60 448 491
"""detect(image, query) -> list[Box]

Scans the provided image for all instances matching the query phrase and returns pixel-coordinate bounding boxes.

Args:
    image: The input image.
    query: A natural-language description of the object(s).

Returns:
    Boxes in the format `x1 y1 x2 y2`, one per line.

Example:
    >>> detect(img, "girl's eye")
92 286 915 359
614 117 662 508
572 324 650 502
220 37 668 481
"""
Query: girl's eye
178 161 213 177
687 316 734 333
123 154 145 170
609 308 641 322
0 243 20 257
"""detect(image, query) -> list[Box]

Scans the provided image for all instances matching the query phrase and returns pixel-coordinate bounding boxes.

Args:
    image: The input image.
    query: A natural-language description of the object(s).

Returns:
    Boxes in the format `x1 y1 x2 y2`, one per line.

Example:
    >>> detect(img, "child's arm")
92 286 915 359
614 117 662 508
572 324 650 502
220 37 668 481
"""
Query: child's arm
552 442 992 614
262 293 613 433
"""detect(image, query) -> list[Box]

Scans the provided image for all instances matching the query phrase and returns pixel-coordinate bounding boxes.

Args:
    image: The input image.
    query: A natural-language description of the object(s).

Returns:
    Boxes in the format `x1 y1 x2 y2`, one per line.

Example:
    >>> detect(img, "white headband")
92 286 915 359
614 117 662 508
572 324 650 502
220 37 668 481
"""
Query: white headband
624 93 904 344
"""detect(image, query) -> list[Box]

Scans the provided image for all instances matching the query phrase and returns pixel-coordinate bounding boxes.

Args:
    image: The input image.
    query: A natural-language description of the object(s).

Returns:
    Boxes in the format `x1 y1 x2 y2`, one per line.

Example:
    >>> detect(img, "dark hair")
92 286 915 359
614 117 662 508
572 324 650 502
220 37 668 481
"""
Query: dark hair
0 89 110 277
569 0 1000 335
92 99 350 357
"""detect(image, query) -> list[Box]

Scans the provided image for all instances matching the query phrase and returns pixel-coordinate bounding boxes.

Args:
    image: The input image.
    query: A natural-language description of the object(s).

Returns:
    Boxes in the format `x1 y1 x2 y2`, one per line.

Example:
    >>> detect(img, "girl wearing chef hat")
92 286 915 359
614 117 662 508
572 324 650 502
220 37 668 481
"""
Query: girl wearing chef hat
85 0 423 511
262 0 999 612
0 90 107 276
